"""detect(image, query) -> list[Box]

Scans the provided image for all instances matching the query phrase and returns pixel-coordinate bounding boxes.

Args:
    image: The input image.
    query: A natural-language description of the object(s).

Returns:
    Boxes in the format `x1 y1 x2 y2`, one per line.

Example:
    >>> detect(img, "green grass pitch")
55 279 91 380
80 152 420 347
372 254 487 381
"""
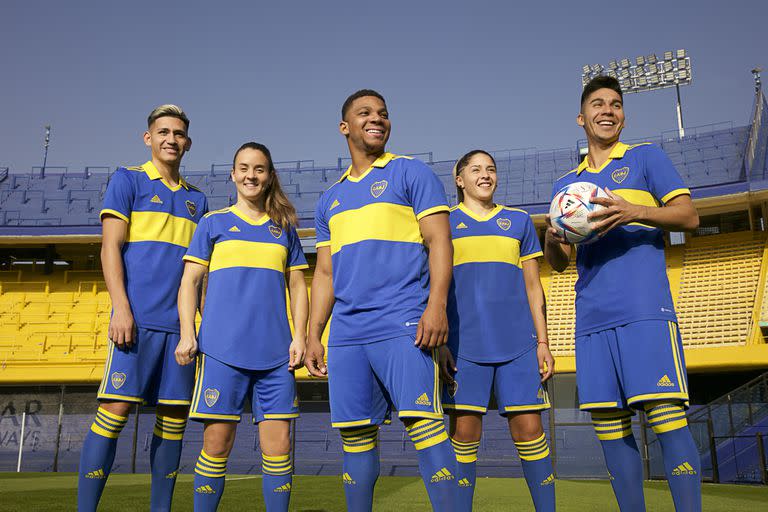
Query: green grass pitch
0 473 766 511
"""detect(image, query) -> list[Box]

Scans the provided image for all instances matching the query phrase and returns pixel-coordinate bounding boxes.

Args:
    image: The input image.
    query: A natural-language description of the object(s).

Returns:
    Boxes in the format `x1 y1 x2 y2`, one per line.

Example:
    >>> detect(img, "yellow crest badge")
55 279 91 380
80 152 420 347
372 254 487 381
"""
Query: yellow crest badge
611 167 629 184
111 372 126 390
496 218 511 231
204 388 220 407
370 180 388 198
185 200 197 217
269 225 283 239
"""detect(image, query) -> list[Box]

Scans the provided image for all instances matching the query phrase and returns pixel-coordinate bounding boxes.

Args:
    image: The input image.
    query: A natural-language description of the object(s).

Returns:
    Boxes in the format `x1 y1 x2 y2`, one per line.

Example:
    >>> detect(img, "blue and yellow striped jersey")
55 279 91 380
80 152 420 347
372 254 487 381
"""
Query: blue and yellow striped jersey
447 203 542 363
315 153 449 345
184 206 308 370
100 161 208 333
552 142 690 336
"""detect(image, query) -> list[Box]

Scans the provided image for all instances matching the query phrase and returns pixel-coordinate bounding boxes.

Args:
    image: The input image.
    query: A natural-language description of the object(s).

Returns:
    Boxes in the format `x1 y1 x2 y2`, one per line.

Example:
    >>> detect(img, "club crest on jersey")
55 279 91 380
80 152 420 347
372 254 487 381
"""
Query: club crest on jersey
185 200 197 217
269 225 283 239
370 180 388 198
111 372 126 389
204 388 220 407
496 218 511 231
611 167 629 184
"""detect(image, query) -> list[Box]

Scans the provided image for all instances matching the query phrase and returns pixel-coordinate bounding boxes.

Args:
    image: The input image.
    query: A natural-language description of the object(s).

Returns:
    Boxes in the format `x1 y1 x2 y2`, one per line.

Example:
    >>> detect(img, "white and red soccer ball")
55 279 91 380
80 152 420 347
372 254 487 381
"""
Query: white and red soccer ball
549 182 608 244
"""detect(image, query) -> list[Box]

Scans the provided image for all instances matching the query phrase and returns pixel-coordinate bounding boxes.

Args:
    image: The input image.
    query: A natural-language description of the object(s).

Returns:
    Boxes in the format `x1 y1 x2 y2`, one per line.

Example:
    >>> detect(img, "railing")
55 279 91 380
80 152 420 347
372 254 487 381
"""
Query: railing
688 371 768 437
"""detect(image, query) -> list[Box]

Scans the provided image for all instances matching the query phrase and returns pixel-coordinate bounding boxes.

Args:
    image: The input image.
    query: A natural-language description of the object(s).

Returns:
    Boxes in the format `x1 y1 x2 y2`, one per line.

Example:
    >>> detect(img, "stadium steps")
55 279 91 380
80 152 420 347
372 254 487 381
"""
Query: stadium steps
677 232 767 348
545 259 578 356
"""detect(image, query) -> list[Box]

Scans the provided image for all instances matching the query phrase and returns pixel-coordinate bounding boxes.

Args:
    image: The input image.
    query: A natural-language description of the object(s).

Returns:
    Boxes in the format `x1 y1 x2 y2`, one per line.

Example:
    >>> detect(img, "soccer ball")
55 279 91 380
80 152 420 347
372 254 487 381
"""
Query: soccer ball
549 182 608 244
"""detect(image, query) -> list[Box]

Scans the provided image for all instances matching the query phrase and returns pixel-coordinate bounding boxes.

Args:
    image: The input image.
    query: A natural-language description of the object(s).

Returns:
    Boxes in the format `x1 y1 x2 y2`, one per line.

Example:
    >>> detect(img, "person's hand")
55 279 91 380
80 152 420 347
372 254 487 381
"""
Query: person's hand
537 343 555 382
108 306 136 350
588 188 645 235
415 303 449 349
288 338 306 371
544 214 571 245
304 339 327 377
437 345 457 388
175 333 198 366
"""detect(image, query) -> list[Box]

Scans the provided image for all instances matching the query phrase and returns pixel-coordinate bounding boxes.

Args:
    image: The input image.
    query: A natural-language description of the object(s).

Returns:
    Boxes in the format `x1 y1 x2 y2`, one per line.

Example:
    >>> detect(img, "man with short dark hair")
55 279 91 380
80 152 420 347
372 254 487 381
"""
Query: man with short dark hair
78 105 208 512
305 90 457 511
546 76 701 511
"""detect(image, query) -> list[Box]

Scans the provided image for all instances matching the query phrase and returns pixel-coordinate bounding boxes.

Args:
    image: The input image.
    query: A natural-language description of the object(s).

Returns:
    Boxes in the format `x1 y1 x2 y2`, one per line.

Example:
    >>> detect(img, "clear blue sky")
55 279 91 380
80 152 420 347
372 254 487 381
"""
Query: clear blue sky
2 0 766 171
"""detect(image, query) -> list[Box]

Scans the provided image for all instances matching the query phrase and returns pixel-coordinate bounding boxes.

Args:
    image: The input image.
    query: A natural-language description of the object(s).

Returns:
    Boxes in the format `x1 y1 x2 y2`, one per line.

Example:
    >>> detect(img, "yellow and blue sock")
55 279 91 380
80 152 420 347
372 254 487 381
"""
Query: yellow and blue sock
340 425 380 512
149 414 187 512
515 433 556 512
450 437 480 512
406 418 458 512
262 453 293 511
193 449 227 511
77 407 128 512
645 401 701 512
592 410 645 512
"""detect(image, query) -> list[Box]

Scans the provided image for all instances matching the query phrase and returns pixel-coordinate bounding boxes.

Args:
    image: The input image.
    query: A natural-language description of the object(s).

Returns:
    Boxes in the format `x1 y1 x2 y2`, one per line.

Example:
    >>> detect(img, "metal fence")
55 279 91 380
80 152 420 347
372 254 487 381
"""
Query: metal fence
1 384 766 482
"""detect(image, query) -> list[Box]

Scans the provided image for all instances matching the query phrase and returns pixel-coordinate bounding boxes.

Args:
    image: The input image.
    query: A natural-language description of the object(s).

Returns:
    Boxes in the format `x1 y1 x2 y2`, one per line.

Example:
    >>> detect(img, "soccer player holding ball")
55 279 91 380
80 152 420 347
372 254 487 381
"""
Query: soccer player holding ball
78 105 208 512
545 76 701 511
305 90 457 512
440 150 555 511
175 143 309 511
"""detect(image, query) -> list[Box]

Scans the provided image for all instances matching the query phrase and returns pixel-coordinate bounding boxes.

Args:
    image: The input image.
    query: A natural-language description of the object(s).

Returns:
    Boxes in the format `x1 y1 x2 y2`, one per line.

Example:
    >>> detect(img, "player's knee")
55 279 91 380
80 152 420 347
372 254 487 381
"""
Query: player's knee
644 401 688 435
507 413 544 442
450 415 482 443
260 430 291 456
156 404 189 420
99 400 133 418
203 423 236 458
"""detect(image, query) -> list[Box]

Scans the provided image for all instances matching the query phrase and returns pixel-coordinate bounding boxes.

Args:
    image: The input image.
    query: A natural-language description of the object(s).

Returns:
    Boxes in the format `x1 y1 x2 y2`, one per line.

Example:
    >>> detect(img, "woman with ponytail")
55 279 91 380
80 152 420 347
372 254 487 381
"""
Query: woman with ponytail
176 142 309 511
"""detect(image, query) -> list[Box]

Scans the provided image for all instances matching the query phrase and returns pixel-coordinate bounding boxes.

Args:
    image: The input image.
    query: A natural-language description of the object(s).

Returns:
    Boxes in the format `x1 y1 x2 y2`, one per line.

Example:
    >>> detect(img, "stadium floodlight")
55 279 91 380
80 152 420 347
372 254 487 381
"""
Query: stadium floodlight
41 125 51 179
581 49 692 138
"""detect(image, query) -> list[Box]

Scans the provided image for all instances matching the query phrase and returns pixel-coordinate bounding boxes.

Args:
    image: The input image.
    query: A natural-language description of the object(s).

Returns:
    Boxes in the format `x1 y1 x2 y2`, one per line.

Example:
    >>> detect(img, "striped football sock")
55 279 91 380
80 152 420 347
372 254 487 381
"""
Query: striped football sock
262 453 293 512
515 433 555 512
77 407 128 512
592 410 645 511
340 425 380 512
149 414 187 512
645 401 701 512
407 418 458 512
450 437 480 512
193 449 227 511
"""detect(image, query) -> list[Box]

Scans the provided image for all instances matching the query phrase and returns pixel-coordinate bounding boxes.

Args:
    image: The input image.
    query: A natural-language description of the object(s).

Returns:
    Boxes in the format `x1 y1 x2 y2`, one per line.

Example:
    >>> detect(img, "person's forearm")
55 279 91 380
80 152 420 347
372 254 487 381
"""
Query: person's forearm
527 280 549 345
633 203 699 232
178 274 201 339
544 235 570 273
426 236 452 308
101 243 131 312
308 271 334 344
289 273 309 342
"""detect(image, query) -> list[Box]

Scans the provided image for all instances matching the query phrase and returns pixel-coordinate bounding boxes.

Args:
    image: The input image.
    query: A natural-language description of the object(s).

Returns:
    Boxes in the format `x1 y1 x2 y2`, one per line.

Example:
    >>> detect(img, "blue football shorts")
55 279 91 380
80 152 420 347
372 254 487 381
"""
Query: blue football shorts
576 320 689 411
189 353 298 423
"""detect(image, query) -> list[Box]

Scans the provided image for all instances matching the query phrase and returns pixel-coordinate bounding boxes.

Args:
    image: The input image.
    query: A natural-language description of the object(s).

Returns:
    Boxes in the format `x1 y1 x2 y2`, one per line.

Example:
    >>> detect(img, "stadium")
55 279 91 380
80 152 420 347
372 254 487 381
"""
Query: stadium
1 71 767 510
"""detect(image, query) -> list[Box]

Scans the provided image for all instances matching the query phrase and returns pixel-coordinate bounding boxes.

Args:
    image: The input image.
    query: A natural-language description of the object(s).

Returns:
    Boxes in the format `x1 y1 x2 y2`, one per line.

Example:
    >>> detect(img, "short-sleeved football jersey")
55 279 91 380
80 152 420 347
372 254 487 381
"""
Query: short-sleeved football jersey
314 153 449 345
447 204 543 363
184 206 308 370
100 161 208 333
551 142 690 336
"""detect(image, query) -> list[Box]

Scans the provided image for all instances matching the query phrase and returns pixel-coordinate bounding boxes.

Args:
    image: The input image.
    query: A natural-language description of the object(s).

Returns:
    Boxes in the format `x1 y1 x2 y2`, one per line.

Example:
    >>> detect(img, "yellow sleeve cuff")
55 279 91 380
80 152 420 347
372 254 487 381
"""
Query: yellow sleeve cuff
182 255 210 267
100 209 129 223
660 188 690 204
416 205 450 220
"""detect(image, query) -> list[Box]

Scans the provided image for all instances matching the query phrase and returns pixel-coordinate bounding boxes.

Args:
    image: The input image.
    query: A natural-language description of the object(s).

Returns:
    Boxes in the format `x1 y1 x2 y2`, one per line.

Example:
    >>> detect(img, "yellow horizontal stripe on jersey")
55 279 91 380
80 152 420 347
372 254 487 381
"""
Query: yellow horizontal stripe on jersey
127 211 198 247
209 240 287 273
453 235 521 268
328 202 423 255
612 189 659 208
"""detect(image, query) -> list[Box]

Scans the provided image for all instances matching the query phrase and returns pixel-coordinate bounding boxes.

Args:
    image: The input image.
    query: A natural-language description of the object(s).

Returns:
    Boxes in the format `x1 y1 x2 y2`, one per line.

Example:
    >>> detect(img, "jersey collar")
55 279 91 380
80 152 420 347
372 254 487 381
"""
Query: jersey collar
339 152 397 183
230 205 271 226
142 160 190 191
458 202 503 222
576 142 629 175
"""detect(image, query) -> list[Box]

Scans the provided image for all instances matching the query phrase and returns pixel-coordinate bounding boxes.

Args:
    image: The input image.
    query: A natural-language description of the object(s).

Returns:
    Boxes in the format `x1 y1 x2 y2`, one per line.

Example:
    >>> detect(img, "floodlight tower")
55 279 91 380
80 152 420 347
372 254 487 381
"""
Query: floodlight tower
582 49 693 139
41 125 51 178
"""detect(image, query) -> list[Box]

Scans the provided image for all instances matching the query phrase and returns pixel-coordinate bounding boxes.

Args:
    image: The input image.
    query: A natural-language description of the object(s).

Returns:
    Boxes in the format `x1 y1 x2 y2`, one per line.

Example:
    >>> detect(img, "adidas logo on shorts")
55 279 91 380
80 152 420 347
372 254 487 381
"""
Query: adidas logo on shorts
415 393 432 406
342 472 356 485
541 474 555 486
195 485 216 494
273 483 292 493
85 468 105 479
458 478 472 487
657 375 675 387
671 462 697 476
430 468 454 483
